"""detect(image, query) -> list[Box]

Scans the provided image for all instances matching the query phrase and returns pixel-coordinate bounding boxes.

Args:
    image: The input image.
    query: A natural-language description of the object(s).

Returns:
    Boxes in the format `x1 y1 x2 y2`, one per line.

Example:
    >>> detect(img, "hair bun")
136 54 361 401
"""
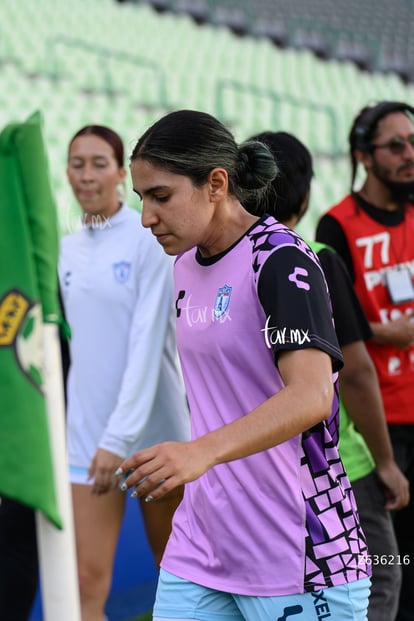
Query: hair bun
236 141 278 190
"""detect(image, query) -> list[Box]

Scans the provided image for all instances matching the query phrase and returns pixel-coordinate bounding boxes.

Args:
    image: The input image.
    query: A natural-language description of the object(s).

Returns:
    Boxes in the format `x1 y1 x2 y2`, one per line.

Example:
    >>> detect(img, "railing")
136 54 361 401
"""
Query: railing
215 79 343 156
45 36 168 107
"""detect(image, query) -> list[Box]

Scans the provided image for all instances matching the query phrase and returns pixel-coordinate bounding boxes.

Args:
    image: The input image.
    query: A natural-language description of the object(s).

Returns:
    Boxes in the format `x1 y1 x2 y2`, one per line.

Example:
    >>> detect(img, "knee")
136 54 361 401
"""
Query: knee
78 563 112 603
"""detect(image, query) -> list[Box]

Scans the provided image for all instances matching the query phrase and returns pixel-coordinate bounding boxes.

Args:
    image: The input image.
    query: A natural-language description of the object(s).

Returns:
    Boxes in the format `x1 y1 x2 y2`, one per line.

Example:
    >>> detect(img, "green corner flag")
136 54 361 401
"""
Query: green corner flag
0 111 62 527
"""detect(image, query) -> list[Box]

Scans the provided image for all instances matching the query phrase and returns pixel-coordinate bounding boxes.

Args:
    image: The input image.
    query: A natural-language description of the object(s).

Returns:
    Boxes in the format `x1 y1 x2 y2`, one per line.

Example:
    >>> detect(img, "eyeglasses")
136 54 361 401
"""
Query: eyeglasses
370 134 414 155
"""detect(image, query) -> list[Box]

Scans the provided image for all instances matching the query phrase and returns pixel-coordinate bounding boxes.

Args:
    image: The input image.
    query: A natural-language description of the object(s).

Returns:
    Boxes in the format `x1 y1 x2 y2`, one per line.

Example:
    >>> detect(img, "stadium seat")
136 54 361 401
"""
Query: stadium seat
332 38 374 72
251 18 288 48
1 0 414 241
139 0 172 12
173 0 210 24
212 6 249 36
290 27 331 60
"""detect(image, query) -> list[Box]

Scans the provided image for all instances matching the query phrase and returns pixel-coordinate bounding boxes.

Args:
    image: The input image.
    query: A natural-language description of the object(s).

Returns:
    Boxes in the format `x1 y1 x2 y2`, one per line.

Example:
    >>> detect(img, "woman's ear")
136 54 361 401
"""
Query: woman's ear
208 168 228 202
118 167 127 183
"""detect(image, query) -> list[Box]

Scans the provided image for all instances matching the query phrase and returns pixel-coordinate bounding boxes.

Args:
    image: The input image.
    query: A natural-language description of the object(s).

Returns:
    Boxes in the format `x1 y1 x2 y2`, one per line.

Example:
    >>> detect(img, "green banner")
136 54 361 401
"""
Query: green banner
0 111 62 527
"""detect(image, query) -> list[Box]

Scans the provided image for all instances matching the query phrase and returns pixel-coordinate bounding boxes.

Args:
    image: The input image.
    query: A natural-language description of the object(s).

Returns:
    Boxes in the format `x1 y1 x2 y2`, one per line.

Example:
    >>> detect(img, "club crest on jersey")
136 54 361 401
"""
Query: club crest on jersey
113 261 131 283
213 284 232 319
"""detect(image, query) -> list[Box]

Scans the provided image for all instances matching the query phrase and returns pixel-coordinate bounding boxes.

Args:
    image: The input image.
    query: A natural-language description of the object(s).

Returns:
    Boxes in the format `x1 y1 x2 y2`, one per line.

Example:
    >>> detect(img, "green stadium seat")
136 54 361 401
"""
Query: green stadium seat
1 0 414 232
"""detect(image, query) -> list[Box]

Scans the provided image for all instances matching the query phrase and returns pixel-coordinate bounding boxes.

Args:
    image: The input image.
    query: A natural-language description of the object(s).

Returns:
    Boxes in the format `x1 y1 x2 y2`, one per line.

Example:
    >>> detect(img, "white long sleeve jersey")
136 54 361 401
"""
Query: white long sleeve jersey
59 205 190 468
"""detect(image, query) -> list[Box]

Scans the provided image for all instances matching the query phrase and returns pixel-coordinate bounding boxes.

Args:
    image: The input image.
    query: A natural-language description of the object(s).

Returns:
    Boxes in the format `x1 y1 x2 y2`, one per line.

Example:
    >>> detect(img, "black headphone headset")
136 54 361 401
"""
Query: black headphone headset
353 101 414 152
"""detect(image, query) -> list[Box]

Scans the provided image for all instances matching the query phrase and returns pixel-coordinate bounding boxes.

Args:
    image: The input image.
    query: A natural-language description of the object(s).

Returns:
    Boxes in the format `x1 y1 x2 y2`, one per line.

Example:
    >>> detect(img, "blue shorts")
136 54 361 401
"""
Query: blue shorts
69 465 133 489
153 569 371 621
69 465 91 485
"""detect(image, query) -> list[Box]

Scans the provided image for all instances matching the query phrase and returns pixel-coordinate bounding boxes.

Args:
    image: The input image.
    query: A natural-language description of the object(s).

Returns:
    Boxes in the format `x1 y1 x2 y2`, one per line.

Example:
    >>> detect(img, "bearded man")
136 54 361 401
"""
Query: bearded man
317 101 414 621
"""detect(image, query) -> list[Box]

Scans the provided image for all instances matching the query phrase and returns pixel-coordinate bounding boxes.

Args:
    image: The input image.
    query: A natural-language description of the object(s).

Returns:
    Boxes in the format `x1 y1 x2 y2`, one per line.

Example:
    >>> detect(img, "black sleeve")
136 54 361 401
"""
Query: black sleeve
317 247 372 347
258 245 343 372
316 214 355 282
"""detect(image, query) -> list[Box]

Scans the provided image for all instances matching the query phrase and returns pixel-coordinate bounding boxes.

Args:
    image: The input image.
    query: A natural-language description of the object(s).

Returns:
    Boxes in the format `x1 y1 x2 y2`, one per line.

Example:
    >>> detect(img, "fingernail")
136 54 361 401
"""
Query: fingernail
130 490 138 498
114 467 123 476
145 495 154 503
120 483 127 492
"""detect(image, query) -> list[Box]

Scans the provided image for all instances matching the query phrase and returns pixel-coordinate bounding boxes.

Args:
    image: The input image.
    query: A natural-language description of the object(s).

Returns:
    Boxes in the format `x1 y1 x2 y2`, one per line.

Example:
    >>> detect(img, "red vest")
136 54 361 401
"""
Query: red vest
328 195 414 424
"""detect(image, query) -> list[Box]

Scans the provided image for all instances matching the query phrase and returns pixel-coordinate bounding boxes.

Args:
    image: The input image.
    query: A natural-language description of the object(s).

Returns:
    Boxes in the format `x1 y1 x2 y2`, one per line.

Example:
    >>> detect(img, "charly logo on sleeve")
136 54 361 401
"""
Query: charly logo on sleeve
113 261 131 283
288 267 310 291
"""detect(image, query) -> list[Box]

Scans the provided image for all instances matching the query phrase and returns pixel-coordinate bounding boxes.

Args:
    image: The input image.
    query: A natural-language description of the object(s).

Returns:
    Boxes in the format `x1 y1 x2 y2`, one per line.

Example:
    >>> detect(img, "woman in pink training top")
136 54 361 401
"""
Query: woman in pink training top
117 110 371 621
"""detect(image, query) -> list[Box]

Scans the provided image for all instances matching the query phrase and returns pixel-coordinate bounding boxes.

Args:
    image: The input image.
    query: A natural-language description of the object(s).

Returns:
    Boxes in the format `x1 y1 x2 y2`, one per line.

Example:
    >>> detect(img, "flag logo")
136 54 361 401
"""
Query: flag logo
0 111 62 526
213 284 232 318
0 290 30 345
0 289 43 391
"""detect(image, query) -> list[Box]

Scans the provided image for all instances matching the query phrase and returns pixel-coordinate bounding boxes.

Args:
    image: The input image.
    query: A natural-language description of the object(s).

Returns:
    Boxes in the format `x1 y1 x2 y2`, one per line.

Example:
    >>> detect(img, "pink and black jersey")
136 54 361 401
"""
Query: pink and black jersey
161 215 369 596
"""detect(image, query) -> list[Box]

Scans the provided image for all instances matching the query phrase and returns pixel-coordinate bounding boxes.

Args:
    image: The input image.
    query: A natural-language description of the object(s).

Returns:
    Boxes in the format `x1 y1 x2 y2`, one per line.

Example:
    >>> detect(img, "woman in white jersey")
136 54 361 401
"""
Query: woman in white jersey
59 125 190 621
117 110 371 621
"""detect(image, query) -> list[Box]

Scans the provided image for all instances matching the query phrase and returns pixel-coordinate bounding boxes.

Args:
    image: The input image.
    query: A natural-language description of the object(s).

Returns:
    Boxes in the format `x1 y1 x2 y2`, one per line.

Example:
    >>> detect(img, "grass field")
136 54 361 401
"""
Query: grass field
128 613 152 621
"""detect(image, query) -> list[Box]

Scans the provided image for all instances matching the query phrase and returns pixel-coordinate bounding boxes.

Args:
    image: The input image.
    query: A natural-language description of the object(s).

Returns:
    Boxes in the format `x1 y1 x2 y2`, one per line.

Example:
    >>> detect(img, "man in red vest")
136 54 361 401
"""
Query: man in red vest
317 101 414 621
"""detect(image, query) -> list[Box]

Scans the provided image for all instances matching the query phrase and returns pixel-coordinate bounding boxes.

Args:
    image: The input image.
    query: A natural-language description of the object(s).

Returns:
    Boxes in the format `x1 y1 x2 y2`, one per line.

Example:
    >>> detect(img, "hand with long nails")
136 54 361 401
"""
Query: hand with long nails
115 440 212 503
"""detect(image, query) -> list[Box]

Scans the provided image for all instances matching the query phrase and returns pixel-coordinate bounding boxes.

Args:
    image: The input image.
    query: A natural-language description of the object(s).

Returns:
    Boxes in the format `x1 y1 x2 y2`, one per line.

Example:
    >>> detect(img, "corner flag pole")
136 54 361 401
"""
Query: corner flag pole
0 110 81 620
35 323 81 621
